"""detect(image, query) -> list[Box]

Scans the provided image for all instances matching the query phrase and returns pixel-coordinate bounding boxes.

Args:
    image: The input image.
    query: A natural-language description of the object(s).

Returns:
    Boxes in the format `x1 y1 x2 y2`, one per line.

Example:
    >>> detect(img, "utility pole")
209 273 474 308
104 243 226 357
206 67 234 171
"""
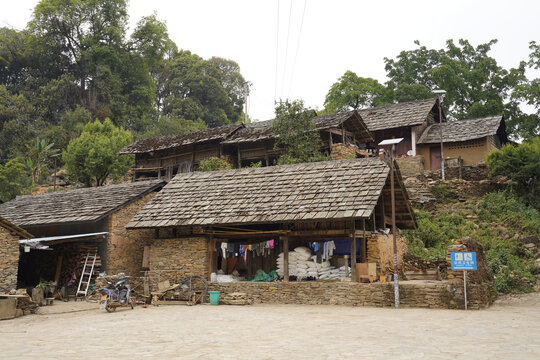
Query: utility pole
434 90 446 180
378 138 403 309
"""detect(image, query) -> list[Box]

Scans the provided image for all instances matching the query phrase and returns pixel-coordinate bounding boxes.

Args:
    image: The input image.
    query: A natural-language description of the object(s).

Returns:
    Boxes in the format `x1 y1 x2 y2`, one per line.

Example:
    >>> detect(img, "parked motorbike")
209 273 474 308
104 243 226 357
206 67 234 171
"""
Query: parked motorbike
100 275 134 312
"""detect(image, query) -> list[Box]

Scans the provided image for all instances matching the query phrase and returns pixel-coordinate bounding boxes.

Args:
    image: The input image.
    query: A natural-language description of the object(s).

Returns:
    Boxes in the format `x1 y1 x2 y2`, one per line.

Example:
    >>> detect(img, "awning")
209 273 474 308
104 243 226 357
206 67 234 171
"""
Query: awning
20 232 108 250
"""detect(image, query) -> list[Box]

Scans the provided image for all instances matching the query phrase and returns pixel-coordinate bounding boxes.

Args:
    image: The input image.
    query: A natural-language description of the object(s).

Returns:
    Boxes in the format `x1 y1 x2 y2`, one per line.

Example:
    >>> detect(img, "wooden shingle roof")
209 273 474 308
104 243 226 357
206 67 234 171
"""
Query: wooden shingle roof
222 110 373 144
0 180 164 227
127 158 396 229
0 215 32 239
358 98 439 131
417 115 505 144
118 124 243 154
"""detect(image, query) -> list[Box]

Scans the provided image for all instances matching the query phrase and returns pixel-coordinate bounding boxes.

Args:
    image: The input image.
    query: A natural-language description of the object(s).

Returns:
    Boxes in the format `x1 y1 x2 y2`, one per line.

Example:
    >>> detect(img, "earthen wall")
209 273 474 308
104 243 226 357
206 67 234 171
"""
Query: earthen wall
0 227 20 293
107 193 156 276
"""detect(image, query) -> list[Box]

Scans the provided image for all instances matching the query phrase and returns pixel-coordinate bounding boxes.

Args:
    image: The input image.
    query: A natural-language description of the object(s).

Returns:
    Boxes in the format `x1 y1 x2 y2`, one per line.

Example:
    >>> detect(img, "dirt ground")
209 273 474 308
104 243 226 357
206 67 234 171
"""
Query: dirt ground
1 292 539 359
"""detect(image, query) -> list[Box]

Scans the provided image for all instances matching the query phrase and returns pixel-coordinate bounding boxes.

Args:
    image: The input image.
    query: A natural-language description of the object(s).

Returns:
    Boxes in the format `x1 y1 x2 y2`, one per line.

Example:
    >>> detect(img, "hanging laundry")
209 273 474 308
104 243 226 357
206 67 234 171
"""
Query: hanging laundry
221 242 228 258
328 240 336 257
269 239 274 249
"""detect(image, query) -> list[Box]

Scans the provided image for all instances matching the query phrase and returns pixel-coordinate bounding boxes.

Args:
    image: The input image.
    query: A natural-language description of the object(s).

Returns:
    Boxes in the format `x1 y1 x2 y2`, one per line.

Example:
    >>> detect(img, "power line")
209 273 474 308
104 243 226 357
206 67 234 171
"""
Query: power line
280 0 294 99
274 0 280 102
287 0 307 99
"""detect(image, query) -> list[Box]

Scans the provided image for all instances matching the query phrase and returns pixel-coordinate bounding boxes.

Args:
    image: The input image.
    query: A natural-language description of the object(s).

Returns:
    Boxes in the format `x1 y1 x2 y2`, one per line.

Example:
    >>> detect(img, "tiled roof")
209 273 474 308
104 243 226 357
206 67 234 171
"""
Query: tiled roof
0 180 164 227
118 124 243 154
358 98 439 131
127 158 394 229
417 115 504 144
223 110 373 144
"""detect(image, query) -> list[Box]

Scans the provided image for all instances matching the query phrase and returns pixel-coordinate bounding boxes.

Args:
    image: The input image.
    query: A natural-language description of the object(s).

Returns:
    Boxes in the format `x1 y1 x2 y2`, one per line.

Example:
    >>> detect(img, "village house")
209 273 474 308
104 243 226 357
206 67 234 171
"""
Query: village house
0 180 164 292
0 216 32 293
120 111 374 181
125 157 420 305
358 97 443 157
416 115 507 169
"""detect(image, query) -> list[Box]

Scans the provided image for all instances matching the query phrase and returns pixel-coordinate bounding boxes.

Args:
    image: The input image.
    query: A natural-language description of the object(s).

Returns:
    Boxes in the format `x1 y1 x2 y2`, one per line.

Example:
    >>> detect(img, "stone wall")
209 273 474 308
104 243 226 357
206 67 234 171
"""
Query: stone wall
0 226 20 293
396 156 425 178
425 163 489 182
148 237 209 290
208 281 455 308
446 238 495 309
107 193 156 276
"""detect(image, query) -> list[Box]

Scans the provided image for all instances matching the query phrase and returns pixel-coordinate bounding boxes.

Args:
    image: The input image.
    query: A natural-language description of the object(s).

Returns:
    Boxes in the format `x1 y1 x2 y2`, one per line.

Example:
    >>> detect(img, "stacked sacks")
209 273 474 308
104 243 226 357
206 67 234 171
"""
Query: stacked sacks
276 246 350 280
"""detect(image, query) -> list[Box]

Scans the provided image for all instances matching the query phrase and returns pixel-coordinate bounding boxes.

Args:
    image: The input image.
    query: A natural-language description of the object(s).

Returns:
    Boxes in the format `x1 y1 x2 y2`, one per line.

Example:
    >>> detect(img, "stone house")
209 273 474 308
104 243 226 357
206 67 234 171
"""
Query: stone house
0 216 32 293
416 115 507 169
120 111 374 181
125 158 416 303
0 180 164 289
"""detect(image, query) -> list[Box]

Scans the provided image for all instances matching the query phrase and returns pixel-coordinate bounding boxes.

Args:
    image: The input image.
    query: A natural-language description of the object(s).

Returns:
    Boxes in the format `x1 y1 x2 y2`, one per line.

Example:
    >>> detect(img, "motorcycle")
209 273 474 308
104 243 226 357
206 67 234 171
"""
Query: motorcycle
100 275 134 312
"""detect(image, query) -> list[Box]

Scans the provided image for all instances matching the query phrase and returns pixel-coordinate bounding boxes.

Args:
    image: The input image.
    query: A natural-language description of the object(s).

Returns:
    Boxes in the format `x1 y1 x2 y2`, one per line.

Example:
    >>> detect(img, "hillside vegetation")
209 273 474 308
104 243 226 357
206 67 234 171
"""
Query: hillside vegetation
405 186 540 294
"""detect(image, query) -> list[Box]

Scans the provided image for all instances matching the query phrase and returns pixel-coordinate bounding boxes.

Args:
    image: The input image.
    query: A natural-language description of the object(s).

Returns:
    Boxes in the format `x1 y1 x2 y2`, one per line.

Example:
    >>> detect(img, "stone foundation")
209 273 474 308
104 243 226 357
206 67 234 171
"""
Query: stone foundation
208 280 460 308
0 226 20 293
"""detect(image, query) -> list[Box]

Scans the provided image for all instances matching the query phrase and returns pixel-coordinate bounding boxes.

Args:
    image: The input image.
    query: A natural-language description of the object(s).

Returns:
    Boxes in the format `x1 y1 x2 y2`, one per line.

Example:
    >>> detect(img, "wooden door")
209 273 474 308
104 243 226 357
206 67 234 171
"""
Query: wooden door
430 146 441 170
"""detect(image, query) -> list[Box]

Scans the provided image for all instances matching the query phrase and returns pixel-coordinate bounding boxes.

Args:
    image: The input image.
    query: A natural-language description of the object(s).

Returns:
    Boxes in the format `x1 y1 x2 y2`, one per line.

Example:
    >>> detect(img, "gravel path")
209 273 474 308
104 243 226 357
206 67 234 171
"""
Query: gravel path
1 292 539 359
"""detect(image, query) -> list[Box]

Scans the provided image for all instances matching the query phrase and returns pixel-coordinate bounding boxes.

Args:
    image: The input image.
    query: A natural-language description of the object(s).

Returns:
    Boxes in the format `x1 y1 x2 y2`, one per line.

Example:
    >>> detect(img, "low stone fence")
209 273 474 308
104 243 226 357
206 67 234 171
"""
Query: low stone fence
207 280 490 309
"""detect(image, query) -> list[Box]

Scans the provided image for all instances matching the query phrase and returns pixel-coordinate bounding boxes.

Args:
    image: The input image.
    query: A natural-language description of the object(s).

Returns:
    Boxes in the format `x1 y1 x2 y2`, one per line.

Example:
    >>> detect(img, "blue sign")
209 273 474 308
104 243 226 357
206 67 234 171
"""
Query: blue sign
451 252 477 271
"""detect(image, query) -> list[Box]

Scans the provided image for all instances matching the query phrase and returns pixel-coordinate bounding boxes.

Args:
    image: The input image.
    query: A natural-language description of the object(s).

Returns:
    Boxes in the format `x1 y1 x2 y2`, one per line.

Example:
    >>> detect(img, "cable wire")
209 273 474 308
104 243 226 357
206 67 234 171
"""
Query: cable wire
274 0 280 102
280 0 294 99
287 0 307 99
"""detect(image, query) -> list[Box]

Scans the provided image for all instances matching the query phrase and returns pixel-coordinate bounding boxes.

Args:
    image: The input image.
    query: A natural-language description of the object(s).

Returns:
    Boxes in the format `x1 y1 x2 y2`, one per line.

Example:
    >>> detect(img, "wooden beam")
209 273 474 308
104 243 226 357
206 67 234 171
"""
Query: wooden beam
361 219 367 263
237 144 241 168
207 233 214 281
328 127 356 139
282 236 289 282
350 221 357 282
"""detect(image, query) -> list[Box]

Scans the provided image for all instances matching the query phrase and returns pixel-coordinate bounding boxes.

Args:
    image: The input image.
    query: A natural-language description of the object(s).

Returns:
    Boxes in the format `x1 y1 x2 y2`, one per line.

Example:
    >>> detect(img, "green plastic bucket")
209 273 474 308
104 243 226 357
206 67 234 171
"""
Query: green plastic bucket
209 291 220 305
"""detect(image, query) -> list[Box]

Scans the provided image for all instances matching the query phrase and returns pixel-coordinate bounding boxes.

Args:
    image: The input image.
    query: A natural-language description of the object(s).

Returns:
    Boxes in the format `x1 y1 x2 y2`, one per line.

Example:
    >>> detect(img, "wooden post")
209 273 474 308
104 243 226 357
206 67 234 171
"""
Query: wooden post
54 255 63 284
350 221 357 282
282 236 289 282
458 156 462 180
361 219 367 263
191 145 196 172
208 234 215 281
341 123 346 144
237 144 242 168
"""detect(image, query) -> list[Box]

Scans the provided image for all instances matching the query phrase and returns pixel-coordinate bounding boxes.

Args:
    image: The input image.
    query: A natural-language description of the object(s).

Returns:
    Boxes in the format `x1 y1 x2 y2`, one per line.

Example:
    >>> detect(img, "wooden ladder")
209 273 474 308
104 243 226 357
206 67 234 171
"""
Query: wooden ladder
76 252 97 298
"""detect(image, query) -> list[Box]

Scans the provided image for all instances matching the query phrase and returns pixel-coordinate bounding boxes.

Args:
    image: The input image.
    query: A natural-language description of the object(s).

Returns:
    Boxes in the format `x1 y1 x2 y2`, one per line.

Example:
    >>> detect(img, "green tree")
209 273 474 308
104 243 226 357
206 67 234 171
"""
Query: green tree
323 71 391 113
487 138 540 208
160 50 246 128
384 39 531 140
199 156 233 172
63 118 133 186
25 137 56 184
272 100 327 165
512 41 540 140
0 159 31 202
138 115 207 140
0 85 35 162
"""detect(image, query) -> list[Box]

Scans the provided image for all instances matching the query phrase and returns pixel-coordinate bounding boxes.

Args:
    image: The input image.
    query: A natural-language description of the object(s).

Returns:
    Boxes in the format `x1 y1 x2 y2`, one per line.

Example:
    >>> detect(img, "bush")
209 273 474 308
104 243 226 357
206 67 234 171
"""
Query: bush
199 157 233 172
487 137 540 208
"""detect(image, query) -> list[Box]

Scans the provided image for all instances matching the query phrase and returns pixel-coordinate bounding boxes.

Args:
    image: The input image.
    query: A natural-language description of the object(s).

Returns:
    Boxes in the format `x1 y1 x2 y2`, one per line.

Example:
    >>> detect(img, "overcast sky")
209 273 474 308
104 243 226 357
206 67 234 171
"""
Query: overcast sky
2 0 539 121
